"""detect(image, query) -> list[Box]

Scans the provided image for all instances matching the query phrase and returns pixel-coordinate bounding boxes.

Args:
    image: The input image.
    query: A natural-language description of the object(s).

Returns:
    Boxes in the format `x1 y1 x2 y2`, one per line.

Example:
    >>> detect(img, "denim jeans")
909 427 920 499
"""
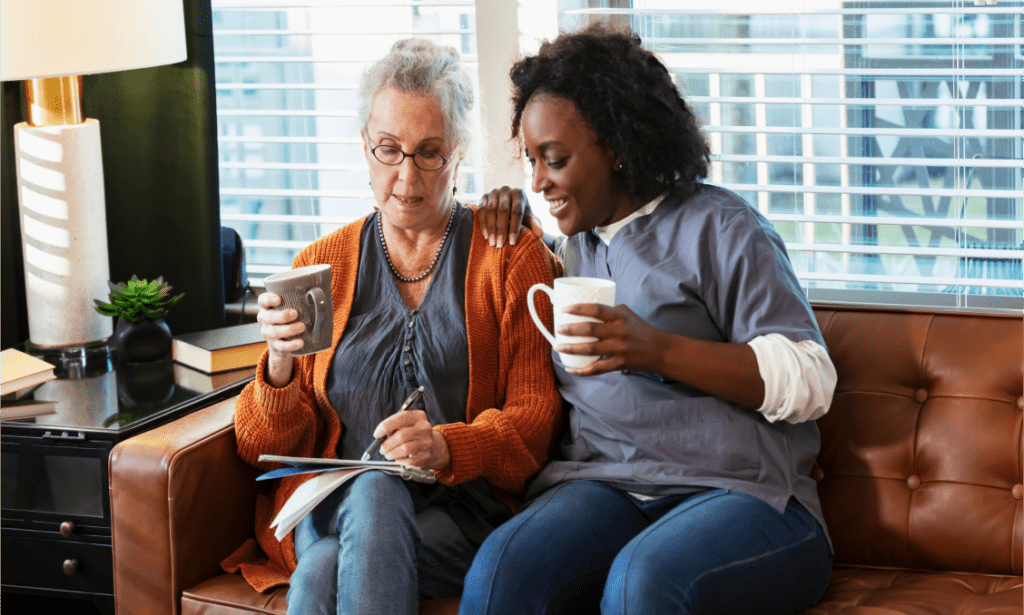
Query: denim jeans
460 480 832 615
286 471 478 615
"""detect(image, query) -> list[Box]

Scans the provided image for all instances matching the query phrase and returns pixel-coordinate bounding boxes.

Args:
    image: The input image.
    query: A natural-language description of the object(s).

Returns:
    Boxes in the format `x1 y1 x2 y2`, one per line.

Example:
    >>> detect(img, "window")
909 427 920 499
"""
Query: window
561 0 1022 310
212 0 1022 310
211 0 483 282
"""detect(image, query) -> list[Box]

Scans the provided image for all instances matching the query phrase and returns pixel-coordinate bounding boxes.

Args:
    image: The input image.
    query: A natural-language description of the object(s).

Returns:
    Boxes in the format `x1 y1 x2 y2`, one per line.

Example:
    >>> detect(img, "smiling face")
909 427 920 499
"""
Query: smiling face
363 87 461 232
521 94 635 236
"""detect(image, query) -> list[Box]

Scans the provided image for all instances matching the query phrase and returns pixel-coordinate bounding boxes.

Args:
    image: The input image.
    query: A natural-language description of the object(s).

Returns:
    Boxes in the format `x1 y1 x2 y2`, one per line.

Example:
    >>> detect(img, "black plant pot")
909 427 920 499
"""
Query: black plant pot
113 318 173 362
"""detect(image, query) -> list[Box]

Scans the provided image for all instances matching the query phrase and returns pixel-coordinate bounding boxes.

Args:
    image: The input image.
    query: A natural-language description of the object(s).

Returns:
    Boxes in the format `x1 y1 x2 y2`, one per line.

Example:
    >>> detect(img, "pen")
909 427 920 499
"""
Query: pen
360 385 425 461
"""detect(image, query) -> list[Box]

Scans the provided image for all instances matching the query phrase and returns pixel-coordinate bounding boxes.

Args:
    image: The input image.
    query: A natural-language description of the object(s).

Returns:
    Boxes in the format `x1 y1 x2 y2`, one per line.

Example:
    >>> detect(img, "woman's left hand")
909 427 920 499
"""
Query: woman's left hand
556 303 666 377
374 410 452 470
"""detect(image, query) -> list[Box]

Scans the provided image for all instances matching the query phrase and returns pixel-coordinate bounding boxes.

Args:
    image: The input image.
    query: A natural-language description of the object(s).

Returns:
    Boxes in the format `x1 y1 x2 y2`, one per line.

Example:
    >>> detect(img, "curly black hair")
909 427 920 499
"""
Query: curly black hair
510 25 710 201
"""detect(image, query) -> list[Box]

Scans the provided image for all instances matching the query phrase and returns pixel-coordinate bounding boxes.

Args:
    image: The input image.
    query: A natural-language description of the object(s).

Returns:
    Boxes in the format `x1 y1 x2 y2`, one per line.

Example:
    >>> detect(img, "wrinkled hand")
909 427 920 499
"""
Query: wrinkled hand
556 303 665 377
256 291 305 387
477 186 544 248
374 411 451 470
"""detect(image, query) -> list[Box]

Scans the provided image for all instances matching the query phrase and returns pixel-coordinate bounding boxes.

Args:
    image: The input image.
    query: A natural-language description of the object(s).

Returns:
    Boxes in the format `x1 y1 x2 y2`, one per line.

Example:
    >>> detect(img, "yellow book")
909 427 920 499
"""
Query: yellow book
0 348 56 396
171 323 265 374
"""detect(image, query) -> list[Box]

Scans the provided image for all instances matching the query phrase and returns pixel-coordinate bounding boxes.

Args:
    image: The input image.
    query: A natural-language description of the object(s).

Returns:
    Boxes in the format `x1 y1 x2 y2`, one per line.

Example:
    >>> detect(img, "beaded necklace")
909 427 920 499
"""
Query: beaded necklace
378 206 456 283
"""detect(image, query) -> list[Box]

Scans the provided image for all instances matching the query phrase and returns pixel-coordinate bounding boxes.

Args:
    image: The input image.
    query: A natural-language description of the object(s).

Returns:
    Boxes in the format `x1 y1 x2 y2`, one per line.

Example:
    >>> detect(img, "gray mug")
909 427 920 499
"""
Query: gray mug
264 264 333 356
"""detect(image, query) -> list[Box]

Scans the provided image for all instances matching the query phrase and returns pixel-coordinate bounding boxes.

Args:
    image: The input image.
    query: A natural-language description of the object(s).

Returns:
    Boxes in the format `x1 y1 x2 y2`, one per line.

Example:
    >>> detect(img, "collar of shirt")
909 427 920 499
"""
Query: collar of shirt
594 192 668 245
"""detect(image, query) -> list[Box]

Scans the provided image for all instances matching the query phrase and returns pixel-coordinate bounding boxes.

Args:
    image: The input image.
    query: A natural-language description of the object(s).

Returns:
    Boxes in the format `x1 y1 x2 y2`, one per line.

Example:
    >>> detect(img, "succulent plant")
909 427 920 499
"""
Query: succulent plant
94 275 185 323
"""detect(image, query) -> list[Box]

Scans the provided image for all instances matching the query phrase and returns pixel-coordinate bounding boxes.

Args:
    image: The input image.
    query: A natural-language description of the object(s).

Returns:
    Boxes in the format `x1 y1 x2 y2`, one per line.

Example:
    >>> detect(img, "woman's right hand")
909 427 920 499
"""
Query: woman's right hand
477 186 544 248
256 291 306 387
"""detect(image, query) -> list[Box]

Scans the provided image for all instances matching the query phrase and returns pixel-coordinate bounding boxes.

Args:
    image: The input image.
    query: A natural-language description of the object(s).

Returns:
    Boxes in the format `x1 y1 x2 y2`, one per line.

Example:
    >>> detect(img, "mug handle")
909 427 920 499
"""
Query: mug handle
526 283 557 346
306 287 328 340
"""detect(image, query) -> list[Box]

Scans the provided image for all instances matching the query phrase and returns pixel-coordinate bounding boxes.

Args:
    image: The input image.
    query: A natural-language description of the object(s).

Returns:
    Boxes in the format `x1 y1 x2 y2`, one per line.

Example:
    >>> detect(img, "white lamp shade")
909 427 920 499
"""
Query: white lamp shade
1 0 187 81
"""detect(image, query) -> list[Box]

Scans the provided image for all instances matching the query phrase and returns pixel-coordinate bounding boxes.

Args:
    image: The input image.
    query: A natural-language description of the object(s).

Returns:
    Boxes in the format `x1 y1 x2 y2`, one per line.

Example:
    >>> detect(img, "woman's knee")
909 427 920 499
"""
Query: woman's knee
331 470 415 535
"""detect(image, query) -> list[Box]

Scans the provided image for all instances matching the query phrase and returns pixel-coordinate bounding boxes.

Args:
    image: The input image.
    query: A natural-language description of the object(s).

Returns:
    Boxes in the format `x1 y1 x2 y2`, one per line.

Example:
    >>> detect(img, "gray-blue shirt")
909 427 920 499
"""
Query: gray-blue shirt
326 205 510 543
527 183 830 546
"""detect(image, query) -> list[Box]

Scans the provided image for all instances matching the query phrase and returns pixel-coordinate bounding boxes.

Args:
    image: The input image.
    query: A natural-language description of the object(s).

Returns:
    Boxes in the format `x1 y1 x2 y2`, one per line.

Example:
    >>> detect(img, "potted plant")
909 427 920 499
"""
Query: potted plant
95 275 185 362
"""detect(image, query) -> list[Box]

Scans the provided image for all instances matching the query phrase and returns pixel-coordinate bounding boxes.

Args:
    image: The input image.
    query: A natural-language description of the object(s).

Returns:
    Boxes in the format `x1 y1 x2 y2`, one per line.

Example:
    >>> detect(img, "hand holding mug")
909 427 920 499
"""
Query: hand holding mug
260 264 334 387
527 277 616 369
555 302 665 376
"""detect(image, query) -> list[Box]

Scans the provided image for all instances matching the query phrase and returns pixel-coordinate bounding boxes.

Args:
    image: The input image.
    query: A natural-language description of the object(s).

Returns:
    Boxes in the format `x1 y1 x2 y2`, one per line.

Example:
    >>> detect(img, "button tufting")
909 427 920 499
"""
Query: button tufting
906 475 921 490
811 467 825 482
1017 396 1023 411
914 389 928 403
1013 484 1023 500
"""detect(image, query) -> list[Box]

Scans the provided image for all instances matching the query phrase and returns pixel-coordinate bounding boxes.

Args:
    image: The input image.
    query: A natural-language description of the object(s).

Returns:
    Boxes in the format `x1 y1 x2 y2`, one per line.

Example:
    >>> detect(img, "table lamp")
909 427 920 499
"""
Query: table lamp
1 0 187 359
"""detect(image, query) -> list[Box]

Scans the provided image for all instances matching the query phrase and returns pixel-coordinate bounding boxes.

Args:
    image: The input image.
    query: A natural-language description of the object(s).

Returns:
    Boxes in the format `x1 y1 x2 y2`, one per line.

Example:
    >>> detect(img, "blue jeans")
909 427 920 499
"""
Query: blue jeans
460 480 832 615
286 471 478 615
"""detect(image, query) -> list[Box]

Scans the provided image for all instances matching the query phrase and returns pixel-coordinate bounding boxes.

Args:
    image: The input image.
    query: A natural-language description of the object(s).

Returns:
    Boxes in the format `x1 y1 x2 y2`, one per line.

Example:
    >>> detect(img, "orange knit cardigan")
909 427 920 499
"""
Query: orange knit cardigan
221 210 563 592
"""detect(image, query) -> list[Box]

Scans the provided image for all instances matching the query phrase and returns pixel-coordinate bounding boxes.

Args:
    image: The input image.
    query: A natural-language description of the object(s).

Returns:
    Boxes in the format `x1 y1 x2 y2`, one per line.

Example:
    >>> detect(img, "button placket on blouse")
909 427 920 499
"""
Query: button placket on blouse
403 312 416 378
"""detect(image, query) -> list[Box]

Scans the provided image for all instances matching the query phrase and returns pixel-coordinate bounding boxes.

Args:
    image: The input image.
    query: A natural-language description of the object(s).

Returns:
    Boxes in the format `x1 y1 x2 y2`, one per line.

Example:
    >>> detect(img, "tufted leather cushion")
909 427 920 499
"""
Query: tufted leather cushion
813 308 1022 576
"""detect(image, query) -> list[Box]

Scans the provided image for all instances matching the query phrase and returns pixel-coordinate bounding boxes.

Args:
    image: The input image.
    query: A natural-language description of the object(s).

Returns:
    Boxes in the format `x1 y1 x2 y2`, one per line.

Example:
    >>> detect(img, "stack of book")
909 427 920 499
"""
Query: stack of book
1 349 58 420
171 323 265 391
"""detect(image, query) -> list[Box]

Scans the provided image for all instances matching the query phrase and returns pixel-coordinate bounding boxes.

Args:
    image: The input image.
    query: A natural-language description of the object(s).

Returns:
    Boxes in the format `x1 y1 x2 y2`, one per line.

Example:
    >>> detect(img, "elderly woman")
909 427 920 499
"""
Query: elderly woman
219 39 561 615
462 27 836 615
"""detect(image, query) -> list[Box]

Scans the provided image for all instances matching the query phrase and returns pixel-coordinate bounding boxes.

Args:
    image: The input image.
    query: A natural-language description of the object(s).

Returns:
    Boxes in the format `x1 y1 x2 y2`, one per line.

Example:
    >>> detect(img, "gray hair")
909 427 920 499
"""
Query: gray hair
358 38 474 151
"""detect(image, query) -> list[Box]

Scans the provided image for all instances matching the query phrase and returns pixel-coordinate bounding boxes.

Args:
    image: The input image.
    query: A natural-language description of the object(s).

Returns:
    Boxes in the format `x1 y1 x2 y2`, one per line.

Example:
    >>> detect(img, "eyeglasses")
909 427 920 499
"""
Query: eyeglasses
370 144 450 172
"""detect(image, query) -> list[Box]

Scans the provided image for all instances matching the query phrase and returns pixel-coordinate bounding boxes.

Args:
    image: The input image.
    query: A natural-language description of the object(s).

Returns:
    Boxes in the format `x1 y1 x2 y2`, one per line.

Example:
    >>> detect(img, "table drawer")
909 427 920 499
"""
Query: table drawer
2 534 113 594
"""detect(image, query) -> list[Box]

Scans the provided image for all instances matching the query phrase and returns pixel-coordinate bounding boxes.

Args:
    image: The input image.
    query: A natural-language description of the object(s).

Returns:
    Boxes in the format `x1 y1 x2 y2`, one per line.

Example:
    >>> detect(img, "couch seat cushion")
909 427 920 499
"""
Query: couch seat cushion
802 567 1023 615
182 574 460 615
184 568 1021 615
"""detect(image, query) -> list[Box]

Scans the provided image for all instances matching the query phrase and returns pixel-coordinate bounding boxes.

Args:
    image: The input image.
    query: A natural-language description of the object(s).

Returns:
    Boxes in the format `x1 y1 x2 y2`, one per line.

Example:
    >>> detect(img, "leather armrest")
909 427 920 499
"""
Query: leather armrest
110 395 259 615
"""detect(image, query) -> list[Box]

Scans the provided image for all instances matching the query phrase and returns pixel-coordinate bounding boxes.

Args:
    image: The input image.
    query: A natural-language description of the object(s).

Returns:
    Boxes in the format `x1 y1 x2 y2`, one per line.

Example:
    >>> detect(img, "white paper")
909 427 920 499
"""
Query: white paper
270 467 370 542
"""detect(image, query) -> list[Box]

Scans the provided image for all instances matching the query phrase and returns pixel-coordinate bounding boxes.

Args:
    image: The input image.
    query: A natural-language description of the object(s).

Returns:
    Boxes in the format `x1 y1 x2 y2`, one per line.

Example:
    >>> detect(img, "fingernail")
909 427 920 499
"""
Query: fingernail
489 237 495 247
482 230 489 240
510 233 517 245
496 237 504 249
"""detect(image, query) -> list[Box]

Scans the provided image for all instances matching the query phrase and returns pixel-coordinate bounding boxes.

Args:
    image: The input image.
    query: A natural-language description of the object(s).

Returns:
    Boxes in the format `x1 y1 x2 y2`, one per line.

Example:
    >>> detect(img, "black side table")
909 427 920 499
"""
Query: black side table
1 353 253 615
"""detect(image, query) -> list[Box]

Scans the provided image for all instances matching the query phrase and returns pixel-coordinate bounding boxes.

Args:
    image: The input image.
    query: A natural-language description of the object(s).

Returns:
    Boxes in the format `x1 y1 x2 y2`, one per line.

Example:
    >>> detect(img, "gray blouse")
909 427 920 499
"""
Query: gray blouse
325 205 509 542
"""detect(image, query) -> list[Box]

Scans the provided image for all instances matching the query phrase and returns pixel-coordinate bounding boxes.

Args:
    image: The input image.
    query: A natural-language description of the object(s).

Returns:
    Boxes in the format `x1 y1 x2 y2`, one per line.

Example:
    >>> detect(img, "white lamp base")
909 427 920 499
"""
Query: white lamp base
14 118 113 347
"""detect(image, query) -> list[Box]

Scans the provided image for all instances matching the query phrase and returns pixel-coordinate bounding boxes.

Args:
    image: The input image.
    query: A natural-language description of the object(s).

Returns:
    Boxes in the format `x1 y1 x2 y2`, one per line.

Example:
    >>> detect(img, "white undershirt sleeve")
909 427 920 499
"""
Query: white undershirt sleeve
747 334 837 424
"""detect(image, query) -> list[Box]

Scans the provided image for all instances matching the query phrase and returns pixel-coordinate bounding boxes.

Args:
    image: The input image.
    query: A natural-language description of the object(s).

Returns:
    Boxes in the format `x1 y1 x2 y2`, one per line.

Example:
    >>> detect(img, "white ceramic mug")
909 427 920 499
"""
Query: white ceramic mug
264 264 333 356
527 277 617 368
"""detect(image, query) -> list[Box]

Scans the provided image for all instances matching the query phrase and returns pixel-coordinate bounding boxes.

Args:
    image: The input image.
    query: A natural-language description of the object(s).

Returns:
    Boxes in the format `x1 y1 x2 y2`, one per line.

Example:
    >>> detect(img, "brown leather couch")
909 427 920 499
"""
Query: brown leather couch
109 305 1023 614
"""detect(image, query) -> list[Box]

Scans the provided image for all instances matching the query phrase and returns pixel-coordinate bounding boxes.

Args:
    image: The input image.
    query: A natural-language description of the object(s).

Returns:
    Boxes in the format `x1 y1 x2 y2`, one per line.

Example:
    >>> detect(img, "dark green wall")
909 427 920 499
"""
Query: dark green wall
1 0 224 349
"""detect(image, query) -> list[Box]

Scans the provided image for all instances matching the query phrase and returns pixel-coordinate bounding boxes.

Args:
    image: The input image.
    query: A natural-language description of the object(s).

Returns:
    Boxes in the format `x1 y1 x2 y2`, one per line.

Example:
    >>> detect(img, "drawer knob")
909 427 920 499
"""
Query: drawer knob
60 521 75 538
63 559 78 576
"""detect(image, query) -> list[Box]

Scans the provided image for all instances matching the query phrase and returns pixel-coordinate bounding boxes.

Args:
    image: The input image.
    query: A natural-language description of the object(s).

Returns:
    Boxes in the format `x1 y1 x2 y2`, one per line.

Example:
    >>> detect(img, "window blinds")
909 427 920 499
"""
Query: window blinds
570 0 1022 305
211 0 480 279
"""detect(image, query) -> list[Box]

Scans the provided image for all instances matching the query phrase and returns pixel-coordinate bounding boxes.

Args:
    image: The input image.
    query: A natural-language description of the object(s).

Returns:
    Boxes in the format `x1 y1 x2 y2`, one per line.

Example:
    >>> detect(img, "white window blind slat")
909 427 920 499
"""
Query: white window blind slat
689 96 1019 107
713 155 1019 169
568 6 1019 16
669 67 1020 77
718 183 1021 200
218 136 363 144
703 126 1020 139
785 243 1022 260
641 36 1019 45
215 83 358 90
214 28 475 35
764 214 1019 231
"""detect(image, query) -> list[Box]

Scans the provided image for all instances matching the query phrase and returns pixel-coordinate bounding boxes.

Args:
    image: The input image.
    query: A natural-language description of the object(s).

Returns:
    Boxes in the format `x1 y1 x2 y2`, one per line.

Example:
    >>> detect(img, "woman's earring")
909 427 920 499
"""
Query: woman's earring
613 161 622 172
